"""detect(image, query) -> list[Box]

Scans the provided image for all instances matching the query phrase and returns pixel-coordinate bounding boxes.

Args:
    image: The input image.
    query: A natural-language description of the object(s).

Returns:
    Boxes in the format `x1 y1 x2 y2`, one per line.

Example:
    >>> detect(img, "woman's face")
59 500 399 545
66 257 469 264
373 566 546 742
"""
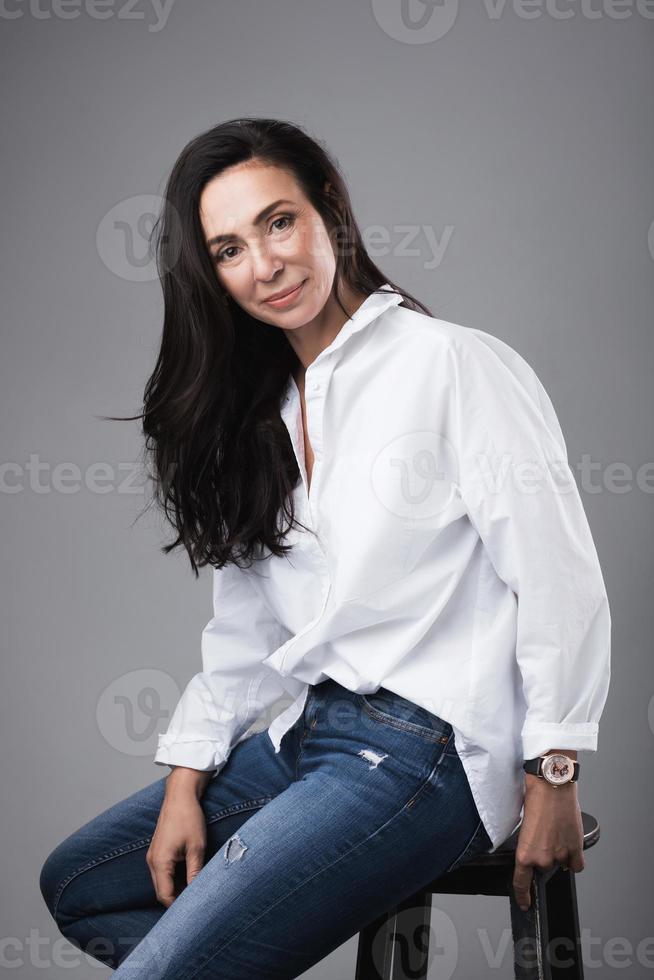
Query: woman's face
199 160 338 329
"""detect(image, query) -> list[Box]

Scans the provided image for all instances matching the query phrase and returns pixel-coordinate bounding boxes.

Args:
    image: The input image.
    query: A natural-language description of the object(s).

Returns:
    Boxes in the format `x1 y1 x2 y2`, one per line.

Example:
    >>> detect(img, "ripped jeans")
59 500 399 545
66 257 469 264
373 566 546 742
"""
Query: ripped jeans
39 676 492 979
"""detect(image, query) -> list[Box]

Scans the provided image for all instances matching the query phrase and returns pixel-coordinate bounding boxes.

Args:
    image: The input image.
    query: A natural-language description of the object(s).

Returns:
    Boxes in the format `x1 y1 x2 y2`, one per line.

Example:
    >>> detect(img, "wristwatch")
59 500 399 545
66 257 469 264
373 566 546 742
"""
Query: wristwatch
523 753 580 786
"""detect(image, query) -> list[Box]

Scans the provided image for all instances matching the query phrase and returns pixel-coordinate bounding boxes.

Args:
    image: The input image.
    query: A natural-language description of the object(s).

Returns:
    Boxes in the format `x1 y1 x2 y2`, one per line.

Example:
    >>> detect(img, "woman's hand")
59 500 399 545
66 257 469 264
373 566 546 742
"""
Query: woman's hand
512 775 585 912
146 768 213 908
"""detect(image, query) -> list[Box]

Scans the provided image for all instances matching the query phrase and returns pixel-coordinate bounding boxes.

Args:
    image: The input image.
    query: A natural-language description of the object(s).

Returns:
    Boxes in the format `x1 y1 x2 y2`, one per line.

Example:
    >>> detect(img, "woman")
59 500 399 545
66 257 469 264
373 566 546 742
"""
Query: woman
39 117 611 979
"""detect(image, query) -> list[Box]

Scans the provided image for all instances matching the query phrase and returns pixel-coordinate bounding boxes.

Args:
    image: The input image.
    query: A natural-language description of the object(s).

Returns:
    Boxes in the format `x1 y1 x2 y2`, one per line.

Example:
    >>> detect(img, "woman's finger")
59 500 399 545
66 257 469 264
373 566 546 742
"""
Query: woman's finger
512 858 534 911
185 842 206 886
151 857 178 908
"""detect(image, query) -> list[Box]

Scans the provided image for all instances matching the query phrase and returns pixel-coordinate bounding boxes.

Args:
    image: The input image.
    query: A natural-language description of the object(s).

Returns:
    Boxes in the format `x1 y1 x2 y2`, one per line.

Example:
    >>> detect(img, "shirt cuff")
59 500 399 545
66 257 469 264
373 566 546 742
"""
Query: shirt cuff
521 722 599 759
153 733 229 772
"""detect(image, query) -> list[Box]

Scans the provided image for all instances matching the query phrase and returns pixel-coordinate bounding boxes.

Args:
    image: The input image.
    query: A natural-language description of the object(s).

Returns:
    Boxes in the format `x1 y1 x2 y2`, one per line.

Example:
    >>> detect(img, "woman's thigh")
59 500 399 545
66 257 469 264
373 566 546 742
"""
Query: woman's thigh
111 680 491 980
39 721 300 935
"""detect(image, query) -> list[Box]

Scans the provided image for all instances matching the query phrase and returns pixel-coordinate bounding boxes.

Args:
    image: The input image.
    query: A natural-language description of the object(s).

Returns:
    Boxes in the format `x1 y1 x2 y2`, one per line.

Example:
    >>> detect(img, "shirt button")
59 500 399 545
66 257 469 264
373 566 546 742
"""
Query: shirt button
311 382 321 391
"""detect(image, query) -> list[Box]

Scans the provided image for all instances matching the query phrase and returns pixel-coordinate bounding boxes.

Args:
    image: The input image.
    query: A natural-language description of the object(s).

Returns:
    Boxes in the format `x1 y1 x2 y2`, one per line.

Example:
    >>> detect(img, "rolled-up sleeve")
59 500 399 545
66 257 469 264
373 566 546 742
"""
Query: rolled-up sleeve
449 331 611 760
154 560 287 775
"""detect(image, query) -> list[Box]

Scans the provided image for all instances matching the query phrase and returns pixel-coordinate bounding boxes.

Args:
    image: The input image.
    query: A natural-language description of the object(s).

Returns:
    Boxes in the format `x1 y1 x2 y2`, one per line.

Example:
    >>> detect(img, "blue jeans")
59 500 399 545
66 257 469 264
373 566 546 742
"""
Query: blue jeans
40 677 492 979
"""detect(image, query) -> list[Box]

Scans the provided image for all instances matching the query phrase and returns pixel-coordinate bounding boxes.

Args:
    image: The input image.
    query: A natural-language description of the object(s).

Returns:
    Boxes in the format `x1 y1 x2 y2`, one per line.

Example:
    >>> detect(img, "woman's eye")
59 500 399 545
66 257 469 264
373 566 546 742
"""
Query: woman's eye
271 213 295 232
215 246 238 264
214 214 294 263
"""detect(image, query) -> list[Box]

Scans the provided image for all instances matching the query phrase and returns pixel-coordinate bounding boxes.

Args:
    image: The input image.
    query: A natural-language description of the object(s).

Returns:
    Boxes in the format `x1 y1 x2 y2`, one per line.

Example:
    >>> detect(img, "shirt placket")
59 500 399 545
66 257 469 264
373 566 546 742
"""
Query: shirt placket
268 287 405 678
276 366 332 674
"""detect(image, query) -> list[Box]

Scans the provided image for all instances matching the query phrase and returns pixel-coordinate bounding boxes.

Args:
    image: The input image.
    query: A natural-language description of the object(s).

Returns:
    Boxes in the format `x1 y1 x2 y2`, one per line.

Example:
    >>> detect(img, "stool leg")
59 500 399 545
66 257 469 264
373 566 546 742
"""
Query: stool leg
355 907 397 980
545 868 585 979
390 888 432 980
509 869 553 979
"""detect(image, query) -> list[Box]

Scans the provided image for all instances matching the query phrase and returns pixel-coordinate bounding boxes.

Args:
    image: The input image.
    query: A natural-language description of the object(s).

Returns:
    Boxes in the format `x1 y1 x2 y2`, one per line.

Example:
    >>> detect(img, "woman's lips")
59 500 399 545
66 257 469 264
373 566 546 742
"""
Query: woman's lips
264 279 305 308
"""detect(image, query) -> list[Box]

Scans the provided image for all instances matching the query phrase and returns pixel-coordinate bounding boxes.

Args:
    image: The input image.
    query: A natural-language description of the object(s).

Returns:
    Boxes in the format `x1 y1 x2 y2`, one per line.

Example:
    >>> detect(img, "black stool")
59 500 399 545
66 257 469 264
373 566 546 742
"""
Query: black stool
355 811 599 980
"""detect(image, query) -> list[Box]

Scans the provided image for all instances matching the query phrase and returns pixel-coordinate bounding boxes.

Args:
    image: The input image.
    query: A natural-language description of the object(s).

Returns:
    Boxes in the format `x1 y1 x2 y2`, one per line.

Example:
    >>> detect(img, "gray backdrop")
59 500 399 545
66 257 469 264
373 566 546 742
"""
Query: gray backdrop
2 1 652 977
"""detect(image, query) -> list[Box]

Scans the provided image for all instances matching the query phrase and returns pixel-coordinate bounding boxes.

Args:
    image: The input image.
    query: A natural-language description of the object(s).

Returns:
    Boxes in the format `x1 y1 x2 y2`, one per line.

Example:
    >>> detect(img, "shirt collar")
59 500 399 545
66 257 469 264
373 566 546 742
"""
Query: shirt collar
281 283 404 405
330 282 404 351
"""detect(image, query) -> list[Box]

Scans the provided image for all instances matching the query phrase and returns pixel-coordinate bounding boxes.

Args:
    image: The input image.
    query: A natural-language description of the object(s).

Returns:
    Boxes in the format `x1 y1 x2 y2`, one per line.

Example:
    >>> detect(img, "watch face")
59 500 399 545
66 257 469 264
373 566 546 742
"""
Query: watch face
542 754 574 785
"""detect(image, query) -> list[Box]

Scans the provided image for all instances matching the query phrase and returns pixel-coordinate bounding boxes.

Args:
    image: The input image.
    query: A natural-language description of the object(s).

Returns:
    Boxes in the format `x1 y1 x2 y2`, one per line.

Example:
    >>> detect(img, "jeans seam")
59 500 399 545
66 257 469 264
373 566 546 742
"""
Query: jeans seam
295 726 311 781
182 737 454 980
295 699 318 780
52 836 154 920
359 696 451 744
403 732 455 810
205 797 274 825
443 817 485 875
52 797 275 920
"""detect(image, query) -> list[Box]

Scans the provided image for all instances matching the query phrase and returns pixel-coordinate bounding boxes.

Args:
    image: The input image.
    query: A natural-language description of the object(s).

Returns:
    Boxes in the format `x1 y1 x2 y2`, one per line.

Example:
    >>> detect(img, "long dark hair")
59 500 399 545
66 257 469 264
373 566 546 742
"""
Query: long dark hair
106 117 434 578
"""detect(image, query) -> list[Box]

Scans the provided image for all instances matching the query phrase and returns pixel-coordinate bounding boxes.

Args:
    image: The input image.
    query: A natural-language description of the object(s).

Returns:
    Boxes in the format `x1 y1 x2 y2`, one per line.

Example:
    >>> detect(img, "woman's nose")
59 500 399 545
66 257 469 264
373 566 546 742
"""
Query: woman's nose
251 245 284 282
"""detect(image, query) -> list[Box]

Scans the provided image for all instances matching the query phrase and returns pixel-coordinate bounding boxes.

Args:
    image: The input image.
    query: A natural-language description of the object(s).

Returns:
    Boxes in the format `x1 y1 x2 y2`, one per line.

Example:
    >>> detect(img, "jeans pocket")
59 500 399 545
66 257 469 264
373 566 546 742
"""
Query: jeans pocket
356 687 453 744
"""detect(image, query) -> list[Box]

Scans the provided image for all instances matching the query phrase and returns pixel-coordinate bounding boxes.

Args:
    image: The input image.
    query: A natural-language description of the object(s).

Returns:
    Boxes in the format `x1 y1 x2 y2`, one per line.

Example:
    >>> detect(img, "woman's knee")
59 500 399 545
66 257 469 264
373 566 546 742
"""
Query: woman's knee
39 778 167 921
39 834 79 921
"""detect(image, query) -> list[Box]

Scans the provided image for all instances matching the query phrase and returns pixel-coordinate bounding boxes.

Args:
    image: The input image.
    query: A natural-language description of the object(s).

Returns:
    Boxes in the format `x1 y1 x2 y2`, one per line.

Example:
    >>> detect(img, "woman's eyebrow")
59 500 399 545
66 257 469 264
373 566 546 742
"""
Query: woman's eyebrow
206 198 296 248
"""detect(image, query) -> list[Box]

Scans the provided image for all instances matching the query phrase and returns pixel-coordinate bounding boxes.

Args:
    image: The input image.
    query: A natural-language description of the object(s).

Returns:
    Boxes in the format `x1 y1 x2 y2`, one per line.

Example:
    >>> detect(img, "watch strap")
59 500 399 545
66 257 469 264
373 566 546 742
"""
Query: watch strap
523 757 541 777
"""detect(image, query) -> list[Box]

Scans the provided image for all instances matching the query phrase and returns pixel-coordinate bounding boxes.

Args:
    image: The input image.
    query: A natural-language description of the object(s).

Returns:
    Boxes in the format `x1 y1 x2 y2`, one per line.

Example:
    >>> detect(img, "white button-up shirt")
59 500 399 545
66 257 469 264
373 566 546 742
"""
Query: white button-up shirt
155 284 611 851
